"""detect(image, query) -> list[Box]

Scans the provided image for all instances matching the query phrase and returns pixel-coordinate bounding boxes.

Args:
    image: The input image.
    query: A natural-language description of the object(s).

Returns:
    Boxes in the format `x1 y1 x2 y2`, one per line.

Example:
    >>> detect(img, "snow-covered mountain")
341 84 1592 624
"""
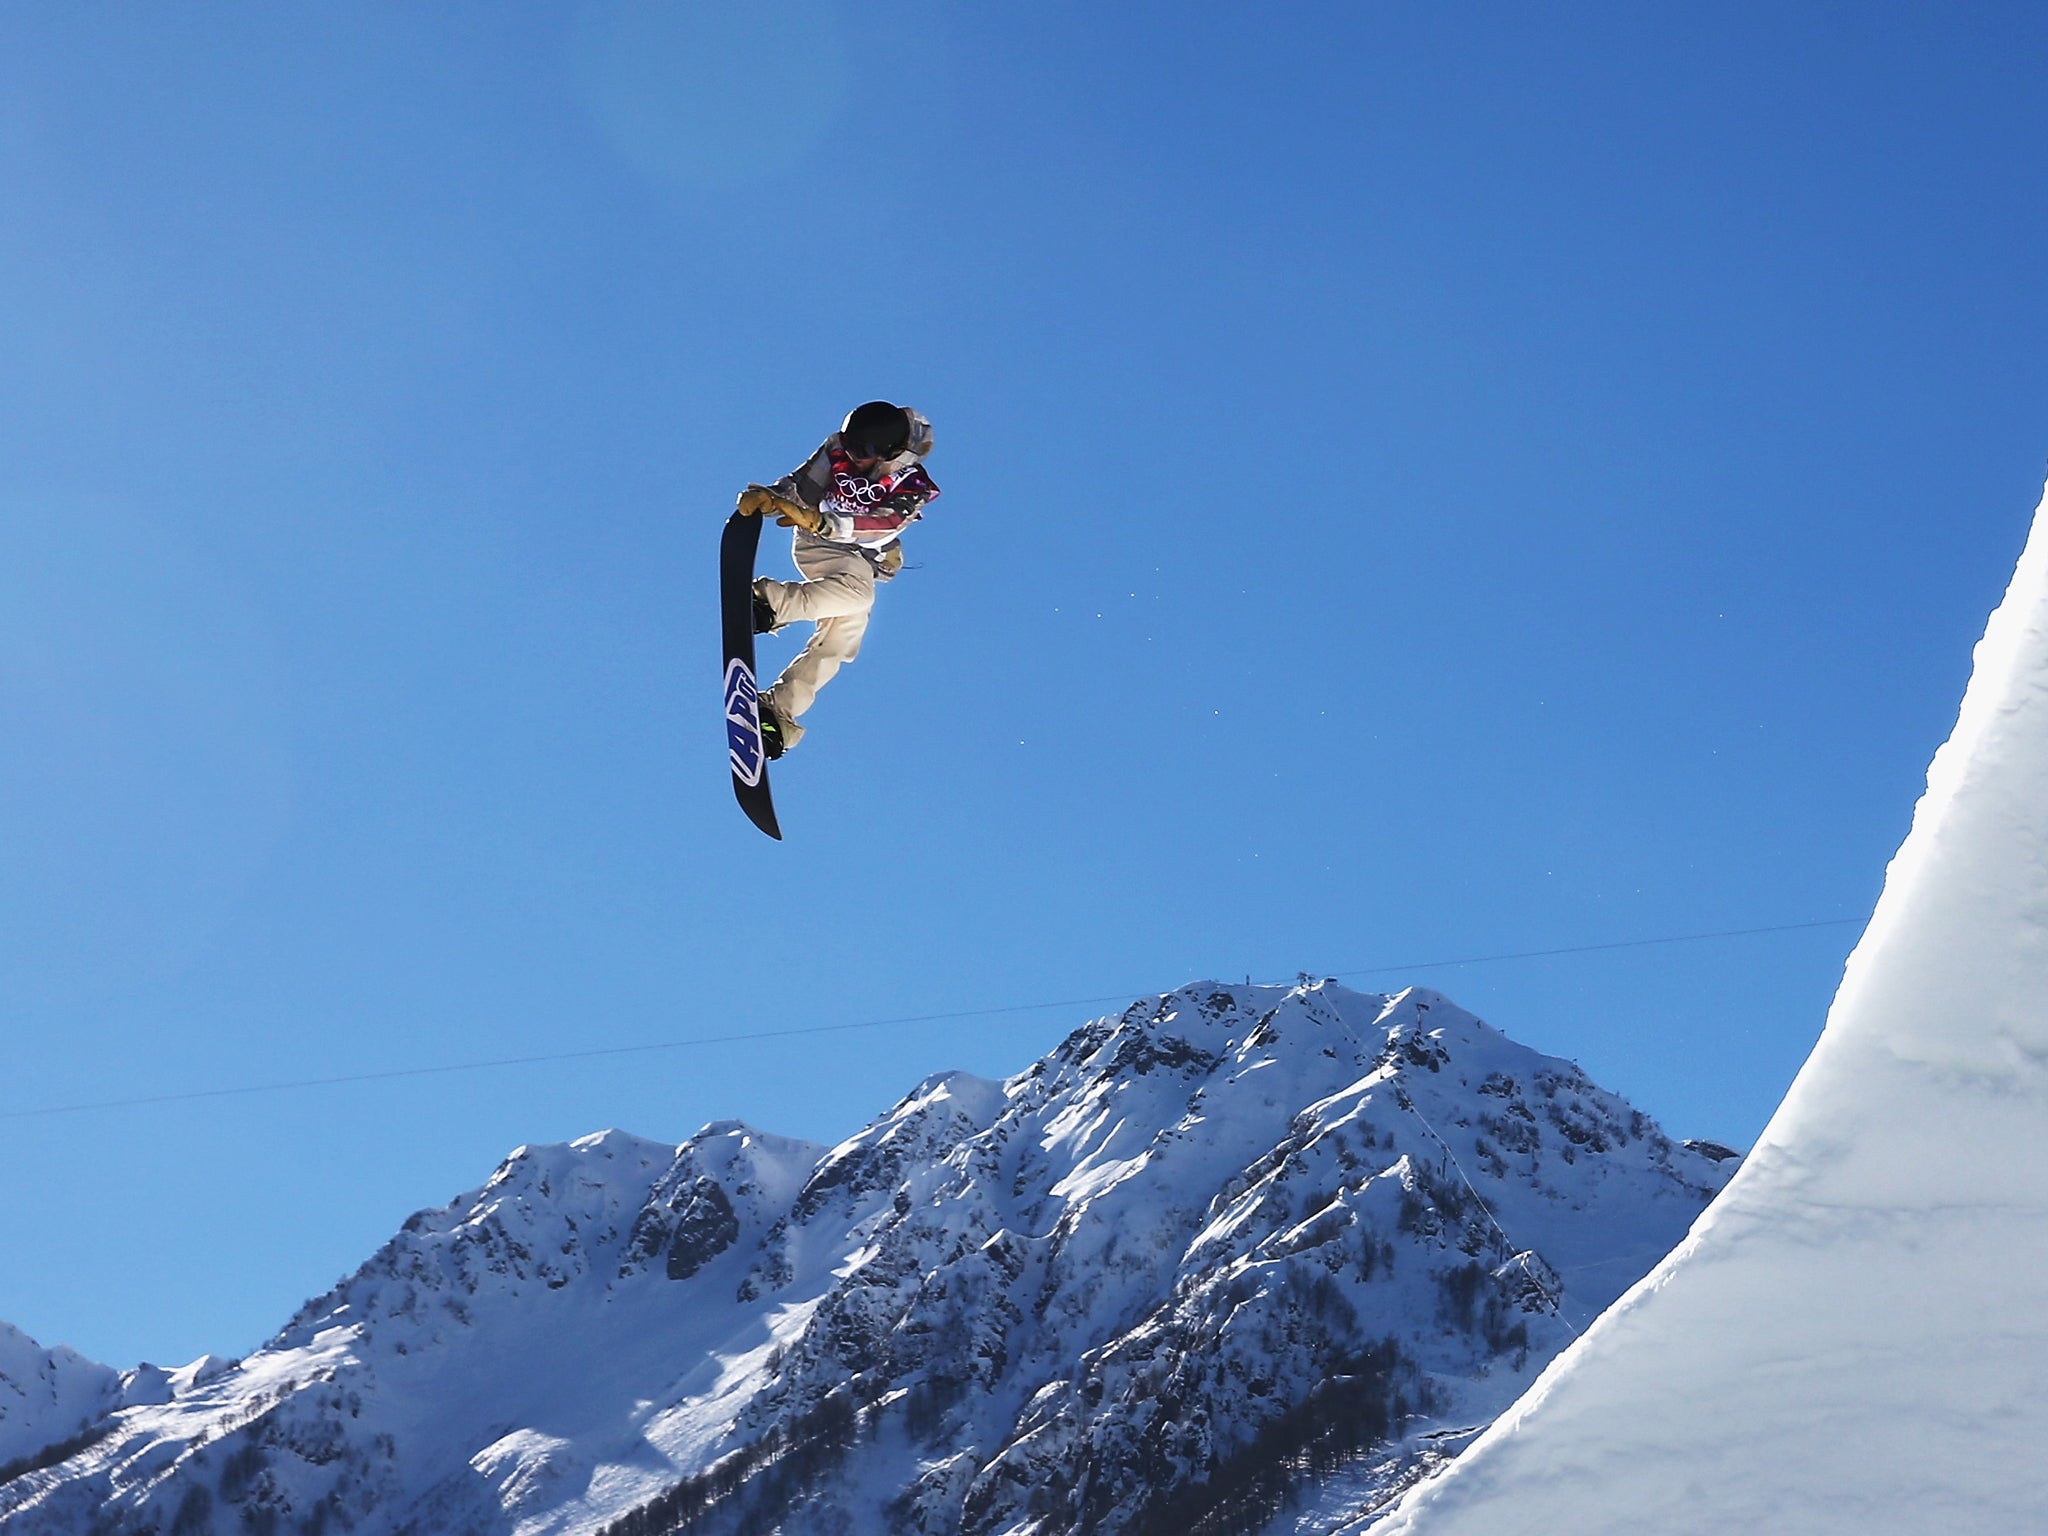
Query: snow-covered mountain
1358 482 2048 1536
0 1325 120 1478
0 982 1733 1536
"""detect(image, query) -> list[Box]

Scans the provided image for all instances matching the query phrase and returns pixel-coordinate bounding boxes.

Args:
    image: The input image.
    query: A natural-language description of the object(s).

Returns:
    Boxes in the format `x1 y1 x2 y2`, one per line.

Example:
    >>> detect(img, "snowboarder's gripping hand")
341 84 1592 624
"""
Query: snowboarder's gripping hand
772 502 829 535
735 484 810 523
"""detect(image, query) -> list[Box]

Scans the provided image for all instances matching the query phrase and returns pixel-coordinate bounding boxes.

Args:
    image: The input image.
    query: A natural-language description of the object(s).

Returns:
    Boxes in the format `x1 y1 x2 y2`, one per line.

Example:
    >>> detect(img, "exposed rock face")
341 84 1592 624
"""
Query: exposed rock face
0 982 1733 1536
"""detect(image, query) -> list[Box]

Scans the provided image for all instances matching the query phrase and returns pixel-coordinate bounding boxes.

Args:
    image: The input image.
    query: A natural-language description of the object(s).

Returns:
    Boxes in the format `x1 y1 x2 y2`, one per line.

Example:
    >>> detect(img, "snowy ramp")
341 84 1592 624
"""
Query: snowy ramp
1363 479 2048 1536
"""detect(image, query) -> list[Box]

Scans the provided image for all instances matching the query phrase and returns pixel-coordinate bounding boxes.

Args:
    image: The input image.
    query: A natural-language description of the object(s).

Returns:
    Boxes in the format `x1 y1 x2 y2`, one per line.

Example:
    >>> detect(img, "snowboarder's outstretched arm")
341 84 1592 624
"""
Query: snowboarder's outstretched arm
734 483 827 534
744 432 940 547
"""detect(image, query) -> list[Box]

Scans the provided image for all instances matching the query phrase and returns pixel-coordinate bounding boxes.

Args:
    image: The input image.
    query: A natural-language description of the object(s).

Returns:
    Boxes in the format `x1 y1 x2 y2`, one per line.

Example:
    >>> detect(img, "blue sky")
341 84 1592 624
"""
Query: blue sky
2 2 2044 1370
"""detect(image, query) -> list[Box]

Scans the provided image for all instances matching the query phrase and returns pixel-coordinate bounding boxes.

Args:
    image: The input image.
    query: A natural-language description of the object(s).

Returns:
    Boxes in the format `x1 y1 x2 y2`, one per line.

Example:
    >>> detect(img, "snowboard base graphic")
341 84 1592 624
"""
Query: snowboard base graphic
721 511 781 840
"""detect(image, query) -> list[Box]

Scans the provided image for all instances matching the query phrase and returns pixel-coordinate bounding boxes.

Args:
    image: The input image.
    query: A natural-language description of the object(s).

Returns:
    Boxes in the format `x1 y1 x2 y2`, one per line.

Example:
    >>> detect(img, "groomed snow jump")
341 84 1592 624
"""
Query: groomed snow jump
1363 478 2048 1536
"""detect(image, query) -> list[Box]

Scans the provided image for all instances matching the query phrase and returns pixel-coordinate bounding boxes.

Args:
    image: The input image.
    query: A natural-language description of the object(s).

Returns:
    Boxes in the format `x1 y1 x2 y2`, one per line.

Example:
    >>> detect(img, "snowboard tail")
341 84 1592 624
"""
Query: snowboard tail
721 511 782 839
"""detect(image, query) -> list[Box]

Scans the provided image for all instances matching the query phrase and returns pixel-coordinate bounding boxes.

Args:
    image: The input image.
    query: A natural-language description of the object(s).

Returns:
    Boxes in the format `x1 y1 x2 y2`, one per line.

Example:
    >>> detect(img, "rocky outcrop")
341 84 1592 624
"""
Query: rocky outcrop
0 982 1734 1536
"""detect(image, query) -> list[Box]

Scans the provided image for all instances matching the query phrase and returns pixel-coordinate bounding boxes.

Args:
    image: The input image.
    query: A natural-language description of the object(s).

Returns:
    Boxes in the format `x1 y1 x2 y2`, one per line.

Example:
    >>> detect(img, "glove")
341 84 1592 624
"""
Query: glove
874 544 904 579
737 483 828 533
774 502 829 535
735 485 788 518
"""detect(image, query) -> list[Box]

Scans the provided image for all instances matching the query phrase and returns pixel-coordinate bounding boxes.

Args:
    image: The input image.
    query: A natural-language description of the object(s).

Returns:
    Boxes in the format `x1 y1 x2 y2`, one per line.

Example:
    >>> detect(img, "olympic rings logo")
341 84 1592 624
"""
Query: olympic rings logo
831 467 895 507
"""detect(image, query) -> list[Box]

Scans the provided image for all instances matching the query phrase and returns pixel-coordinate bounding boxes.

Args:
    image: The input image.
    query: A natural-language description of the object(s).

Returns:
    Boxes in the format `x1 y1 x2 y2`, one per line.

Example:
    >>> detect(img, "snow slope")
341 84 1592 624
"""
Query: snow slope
0 985 1730 1536
1361 480 2048 1536
0 1326 118 1473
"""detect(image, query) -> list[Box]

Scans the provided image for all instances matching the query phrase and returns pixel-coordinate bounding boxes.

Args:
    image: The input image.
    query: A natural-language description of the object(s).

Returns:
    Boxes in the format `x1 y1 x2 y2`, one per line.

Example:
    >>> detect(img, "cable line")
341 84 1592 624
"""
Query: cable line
0 917 1861 1122
0 998 1131 1122
1322 917 1860 982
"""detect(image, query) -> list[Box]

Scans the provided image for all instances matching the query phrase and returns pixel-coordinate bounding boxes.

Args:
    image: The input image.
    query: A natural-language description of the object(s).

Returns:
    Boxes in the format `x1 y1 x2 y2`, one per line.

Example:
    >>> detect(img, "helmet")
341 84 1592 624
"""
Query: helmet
840 401 912 459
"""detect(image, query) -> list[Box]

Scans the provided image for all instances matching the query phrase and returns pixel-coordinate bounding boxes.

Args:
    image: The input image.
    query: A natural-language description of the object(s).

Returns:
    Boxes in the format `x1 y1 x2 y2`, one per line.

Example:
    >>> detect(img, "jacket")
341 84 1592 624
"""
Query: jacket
769 409 940 573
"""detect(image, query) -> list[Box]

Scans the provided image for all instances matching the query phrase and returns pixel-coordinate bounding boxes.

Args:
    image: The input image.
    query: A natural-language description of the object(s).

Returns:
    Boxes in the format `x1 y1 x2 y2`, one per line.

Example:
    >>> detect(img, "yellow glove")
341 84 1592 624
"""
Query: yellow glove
874 544 905 579
735 485 788 518
774 502 828 535
737 483 828 533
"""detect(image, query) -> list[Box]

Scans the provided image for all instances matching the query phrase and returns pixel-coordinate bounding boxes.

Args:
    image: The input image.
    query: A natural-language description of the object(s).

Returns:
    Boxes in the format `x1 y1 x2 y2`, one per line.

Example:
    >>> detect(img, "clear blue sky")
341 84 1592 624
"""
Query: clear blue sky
2 2 2043 1370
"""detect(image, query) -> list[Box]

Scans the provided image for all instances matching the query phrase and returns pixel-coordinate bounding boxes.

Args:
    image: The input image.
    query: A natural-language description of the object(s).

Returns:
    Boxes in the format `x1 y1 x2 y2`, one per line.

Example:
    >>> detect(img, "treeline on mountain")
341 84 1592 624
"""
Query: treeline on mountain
597 1388 862 1536
0 1424 112 1493
1109 1338 1418 1536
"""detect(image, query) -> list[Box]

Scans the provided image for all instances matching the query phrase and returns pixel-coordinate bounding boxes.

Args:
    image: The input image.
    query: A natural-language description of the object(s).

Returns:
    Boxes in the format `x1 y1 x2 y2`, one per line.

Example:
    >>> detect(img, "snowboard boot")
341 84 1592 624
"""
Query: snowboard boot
759 696 792 760
752 589 782 635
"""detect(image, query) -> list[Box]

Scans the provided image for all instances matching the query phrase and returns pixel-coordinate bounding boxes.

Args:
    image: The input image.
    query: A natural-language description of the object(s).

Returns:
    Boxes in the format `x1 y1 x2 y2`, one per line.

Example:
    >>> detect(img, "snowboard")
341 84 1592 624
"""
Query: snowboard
721 510 782 840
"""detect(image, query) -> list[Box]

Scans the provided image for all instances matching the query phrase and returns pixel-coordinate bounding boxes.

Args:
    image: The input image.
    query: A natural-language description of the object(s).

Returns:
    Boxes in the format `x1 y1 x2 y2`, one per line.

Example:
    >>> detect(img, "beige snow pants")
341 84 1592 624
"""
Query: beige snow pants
754 538 876 748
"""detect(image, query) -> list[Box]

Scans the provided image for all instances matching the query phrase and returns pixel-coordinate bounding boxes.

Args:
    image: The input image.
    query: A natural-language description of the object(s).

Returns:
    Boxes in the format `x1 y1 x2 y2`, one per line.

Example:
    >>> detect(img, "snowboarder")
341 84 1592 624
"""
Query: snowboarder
733 401 940 757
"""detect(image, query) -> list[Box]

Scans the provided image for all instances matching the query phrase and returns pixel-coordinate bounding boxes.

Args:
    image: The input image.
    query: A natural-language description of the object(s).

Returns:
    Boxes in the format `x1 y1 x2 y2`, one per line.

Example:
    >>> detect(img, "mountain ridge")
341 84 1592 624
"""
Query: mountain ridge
0 980 1733 1536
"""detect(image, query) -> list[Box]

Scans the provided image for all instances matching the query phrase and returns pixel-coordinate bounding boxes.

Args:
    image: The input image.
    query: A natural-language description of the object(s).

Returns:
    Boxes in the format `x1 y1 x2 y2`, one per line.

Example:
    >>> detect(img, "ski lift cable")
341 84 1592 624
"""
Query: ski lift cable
0 917 1862 1122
